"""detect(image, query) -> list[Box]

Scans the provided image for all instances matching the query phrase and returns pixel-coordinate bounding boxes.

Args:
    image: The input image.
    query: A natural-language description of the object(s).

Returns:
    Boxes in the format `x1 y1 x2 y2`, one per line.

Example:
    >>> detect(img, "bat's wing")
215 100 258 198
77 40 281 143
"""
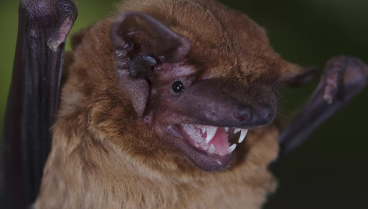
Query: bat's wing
0 0 77 208
272 56 368 168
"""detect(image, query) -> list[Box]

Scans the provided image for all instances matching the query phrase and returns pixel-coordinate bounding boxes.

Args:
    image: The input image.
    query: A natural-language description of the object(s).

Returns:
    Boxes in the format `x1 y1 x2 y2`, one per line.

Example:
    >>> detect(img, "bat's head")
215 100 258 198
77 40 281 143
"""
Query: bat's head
68 0 312 172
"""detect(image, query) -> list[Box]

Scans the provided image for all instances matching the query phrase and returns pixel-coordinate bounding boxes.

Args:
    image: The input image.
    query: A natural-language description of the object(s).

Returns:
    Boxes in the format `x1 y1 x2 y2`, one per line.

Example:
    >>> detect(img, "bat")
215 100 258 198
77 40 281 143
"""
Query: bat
0 0 367 208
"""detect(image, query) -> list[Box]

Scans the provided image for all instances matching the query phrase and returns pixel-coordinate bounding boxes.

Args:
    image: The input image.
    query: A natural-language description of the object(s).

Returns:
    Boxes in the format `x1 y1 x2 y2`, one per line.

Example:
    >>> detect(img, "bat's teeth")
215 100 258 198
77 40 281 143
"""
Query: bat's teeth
234 128 241 134
183 124 194 135
202 143 210 150
208 144 216 153
238 129 248 143
227 144 237 153
201 126 206 134
224 127 229 132
205 127 217 143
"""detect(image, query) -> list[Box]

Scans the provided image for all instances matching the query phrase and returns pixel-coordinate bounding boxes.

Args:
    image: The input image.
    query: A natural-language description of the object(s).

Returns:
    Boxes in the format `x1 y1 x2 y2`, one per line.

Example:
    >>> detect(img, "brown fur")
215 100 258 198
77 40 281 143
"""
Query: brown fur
34 0 302 208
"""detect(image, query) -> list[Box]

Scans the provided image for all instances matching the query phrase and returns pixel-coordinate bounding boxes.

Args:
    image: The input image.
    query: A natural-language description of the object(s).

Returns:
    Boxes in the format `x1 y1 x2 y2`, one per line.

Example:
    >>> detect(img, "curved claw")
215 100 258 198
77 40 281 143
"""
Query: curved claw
48 0 78 51
322 56 368 104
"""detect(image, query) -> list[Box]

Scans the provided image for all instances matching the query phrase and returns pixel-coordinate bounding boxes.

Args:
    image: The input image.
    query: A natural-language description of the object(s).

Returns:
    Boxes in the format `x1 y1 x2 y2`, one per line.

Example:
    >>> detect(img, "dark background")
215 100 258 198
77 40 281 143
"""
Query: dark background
0 0 367 208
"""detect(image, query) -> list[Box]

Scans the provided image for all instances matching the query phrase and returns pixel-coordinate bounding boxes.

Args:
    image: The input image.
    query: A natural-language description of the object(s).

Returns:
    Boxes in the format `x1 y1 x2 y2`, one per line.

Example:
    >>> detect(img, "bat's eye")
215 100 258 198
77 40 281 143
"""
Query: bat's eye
172 81 185 93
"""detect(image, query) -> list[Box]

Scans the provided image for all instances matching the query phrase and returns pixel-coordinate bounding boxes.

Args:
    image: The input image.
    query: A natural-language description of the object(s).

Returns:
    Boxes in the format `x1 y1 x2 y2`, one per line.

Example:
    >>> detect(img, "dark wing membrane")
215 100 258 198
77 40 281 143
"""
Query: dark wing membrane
0 0 77 208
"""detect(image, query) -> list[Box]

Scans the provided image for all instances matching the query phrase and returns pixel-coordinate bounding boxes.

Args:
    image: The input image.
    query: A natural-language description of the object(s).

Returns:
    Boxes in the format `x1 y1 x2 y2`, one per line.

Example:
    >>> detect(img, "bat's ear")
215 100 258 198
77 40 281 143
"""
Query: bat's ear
277 63 318 87
109 12 191 117
111 12 191 63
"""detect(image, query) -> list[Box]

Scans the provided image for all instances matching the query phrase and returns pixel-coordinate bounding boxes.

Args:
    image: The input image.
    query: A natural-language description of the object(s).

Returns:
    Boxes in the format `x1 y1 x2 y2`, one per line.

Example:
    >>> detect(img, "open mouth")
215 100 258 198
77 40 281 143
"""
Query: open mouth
170 124 249 171
180 124 248 156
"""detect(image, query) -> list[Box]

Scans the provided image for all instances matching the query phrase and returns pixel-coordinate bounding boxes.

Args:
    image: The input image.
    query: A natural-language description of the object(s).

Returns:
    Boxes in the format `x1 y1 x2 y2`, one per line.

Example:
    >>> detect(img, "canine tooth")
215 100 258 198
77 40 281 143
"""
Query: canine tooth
238 129 248 143
224 127 229 132
234 128 241 134
205 127 217 143
202 143 210 150
195 129 202 137
208 144 216 153
201 126 206 134
228 144 237 153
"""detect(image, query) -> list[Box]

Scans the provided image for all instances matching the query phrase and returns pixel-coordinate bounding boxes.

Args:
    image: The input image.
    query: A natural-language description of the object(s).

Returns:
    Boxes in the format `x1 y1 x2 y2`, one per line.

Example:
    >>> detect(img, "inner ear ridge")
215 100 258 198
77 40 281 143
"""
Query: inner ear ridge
110 11 191 63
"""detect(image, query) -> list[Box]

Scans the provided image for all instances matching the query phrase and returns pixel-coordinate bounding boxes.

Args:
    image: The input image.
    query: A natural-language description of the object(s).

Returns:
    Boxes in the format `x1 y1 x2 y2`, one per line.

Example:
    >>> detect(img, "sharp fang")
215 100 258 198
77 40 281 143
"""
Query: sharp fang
205 127 217 143
224 127 229 132
234 128 241 134
208 144 216 153
238 129 248 143
228 144 237 153
201 126 206 135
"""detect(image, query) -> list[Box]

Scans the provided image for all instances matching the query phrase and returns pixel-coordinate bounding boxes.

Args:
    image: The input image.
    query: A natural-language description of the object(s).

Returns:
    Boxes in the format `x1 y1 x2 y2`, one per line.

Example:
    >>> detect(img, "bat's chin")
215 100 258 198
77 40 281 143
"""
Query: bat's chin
166 124 249 171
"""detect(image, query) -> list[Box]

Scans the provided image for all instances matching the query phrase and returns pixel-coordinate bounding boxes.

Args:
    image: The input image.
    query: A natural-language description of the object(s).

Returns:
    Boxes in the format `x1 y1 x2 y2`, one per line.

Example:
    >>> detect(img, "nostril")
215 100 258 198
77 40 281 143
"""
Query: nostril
259 105 274 123
234 107 252 123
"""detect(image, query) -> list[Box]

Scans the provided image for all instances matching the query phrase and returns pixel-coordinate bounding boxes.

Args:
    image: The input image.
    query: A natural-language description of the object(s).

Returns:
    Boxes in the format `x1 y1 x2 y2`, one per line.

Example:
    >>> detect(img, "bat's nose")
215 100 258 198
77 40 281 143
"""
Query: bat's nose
233 106 253 124
258 105 274 125
233 104 274 127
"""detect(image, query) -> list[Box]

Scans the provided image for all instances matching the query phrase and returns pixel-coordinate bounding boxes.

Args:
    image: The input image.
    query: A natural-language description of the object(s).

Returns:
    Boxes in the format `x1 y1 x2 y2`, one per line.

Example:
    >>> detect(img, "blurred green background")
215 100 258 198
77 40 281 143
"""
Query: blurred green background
0 0 367 208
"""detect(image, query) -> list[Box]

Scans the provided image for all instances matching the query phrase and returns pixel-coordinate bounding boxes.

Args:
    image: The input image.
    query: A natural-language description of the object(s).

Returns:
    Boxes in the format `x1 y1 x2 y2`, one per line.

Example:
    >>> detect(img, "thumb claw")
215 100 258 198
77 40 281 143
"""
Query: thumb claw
322 56 368 104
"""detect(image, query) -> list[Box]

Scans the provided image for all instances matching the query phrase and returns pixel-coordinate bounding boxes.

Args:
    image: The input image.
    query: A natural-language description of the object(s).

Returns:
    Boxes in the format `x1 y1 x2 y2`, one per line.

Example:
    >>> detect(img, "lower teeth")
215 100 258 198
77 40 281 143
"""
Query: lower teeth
182 125 248 155
208 144 216 153
227 144 237 153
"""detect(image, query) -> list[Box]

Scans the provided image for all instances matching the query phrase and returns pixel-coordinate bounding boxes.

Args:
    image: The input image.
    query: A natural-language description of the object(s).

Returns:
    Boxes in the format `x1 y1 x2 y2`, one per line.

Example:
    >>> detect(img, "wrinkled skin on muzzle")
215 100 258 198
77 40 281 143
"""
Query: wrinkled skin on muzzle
172 79 277 128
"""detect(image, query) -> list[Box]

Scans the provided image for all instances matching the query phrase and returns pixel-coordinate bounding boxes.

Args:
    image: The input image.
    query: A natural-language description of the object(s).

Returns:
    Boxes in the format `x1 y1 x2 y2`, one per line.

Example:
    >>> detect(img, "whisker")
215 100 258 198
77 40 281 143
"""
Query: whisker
284 109 296 117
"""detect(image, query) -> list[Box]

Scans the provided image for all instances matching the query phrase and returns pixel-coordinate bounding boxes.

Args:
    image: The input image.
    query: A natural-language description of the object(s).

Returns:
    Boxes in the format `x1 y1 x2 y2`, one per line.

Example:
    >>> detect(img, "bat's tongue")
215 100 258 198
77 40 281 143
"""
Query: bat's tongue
181 124 237 156
210 128 231 154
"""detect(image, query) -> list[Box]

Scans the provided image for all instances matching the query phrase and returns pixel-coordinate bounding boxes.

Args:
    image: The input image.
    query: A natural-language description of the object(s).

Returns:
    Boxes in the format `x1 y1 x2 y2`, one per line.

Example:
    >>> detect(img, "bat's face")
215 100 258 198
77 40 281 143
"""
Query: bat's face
108 1 294 171
143 58 281 171
3 0 367 208
70 0 299 172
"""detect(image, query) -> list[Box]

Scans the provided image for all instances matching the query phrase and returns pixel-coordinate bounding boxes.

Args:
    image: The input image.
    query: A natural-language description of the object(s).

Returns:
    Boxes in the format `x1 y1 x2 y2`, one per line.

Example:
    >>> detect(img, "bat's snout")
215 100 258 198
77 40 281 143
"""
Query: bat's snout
258 105 274 125
234 104 274 127
175 80 276 129
233 107 252 123
164 80 277 171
